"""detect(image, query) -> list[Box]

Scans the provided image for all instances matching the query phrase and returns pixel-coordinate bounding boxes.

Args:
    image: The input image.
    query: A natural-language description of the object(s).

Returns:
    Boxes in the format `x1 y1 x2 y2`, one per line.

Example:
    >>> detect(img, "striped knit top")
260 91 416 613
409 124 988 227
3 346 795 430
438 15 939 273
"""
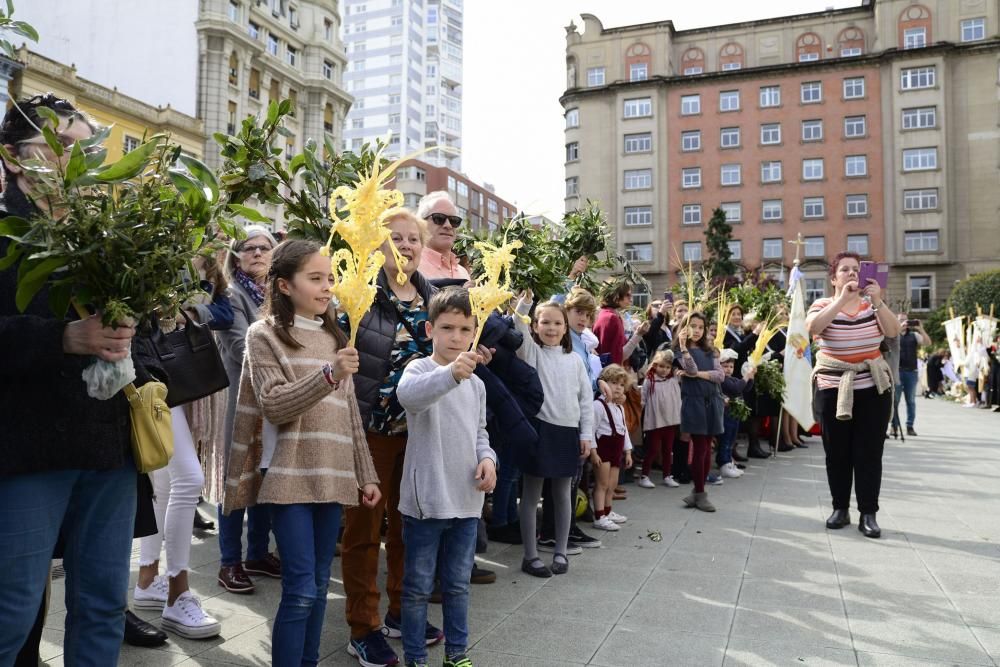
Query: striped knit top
808 297 885 391
222 318 379 513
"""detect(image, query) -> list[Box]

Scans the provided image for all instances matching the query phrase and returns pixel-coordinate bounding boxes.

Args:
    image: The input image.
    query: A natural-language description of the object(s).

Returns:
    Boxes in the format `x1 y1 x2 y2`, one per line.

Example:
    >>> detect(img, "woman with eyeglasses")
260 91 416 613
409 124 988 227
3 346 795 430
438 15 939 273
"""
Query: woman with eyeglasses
214 226 281 594
416 190 470 283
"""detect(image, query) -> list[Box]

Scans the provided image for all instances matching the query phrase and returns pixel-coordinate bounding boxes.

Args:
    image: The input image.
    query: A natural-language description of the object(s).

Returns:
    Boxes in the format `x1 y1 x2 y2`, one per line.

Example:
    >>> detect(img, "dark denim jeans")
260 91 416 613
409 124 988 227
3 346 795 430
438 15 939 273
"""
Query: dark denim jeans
718 414 740 466
217 503 272 567
490 456 520 526
0 462 137 666
401 515 477 663
269 502 343 667
892 369 919 429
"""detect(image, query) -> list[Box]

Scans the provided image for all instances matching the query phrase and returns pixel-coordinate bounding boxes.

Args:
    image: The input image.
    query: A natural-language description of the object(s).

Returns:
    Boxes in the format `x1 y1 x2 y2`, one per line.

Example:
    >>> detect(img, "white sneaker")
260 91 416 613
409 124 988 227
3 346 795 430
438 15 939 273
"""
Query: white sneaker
662 476 680 488
592 516 620 531
133 575 168 610
607 510 628 524
160 591 221 639
637 475 656 489
720 462 744 478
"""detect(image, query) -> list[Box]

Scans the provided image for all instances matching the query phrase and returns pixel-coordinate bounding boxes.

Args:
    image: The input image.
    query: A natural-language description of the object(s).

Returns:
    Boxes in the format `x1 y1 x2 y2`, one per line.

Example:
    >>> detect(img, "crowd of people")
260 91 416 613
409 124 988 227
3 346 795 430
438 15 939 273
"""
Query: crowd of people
1 93 998 667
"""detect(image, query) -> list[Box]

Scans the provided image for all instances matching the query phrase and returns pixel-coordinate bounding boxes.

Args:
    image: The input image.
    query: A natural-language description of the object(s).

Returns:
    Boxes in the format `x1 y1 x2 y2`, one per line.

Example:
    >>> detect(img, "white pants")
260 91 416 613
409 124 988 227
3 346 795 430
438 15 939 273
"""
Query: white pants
139 407 204 577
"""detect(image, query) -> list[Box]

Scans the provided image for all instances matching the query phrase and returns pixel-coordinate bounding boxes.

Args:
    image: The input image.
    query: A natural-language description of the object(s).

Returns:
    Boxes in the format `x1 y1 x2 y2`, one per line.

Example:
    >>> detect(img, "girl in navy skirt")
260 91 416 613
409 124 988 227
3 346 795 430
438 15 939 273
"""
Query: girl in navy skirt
675 312 726 513
514 292 594 577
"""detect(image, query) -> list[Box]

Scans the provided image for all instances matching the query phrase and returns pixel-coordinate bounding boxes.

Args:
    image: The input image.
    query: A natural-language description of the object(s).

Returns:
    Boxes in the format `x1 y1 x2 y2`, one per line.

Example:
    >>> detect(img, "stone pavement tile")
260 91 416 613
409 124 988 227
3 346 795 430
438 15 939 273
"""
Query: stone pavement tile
465 648 585 666
841 592 958 626
736 578 845 613
729 607 852 650
39 627 63 662
723 637 857 666
555 560 654 594
748 536 832 563
742 558 838 585
472 612 607 663
642 571 743 605
458 577 549 614
130 608 268 657
850 620 993 665
115 645 192 666
198 582 289 619
618 592 734 636
43 610 66 631
969 626 1000 661
590 626 726 667
950 595 1000 628
515 584 635 622
657 548 749 576
856 651 991 666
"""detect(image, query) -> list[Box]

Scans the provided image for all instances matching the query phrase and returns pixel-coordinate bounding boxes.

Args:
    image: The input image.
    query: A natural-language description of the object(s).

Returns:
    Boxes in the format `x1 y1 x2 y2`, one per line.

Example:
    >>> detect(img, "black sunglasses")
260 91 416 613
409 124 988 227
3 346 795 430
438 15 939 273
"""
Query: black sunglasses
426 213 463 228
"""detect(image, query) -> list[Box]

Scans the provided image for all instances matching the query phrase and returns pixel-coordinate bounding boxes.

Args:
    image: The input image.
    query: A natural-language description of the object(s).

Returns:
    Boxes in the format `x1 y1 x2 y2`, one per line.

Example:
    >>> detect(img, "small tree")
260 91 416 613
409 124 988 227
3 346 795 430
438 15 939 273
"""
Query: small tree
948 269 1000 320
704 206 737 279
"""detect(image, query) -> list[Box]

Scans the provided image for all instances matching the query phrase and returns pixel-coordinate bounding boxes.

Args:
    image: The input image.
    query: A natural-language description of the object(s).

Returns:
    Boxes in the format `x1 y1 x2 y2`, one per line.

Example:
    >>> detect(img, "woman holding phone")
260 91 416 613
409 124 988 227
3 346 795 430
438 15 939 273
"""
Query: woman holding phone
806 252 899 538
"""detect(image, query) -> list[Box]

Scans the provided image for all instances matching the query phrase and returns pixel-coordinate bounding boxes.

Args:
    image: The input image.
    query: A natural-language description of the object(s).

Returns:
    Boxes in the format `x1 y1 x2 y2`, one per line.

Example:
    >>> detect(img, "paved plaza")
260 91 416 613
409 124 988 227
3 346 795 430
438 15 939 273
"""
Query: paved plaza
39 397 1000 666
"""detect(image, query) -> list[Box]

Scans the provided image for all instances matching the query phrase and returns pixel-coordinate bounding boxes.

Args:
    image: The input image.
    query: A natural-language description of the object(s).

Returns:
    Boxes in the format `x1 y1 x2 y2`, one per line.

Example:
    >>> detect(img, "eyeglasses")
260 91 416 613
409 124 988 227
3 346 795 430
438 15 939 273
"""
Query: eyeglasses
17 134 101 154
426 213 463 228
239 244 273 255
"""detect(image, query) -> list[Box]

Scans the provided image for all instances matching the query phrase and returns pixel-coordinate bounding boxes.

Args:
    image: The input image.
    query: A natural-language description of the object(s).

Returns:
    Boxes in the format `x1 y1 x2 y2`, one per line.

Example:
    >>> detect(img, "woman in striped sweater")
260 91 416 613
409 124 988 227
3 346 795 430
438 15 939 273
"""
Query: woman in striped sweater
807 252 899 539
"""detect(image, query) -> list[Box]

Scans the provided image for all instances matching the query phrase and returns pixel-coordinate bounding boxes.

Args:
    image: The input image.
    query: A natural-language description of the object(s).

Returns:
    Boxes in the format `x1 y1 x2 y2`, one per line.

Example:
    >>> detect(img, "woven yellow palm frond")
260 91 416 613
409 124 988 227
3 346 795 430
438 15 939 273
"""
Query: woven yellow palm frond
715 290 734 350
749 314 787 366
468 238 523 350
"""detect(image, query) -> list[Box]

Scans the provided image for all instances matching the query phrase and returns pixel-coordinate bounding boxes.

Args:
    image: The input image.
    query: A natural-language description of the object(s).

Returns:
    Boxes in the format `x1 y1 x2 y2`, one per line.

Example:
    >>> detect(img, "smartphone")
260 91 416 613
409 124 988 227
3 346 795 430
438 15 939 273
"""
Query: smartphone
858 261 889 289
907 319 920 328
664 292 674 305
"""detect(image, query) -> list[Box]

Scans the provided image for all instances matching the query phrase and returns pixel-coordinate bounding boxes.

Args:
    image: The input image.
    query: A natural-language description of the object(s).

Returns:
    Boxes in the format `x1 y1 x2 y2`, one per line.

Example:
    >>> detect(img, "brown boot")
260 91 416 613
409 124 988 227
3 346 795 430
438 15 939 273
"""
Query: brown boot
694 492 716 513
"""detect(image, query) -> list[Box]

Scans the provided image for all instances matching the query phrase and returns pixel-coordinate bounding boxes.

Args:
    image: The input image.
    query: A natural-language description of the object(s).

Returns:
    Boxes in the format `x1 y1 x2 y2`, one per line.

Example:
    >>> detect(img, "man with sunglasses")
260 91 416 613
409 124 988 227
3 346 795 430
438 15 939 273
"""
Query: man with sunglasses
417 191 471 283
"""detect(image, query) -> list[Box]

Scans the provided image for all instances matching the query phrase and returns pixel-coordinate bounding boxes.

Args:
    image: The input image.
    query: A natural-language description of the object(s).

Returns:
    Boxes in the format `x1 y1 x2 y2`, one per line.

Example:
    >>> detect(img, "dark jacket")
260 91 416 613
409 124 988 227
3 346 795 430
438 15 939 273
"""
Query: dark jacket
723 327 758 379
643 313 672 354
0 181 131 477
351 269 436 428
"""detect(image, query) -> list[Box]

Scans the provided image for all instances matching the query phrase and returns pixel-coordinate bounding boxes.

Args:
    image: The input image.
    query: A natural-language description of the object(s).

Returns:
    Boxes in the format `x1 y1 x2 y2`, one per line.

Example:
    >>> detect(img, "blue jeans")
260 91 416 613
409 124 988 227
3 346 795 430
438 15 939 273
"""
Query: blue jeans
490 456 520 526
0 462 137 666
269 502 343 667
218 503 272 566
717 414 740 466
892 369 919 429
401 515 477 663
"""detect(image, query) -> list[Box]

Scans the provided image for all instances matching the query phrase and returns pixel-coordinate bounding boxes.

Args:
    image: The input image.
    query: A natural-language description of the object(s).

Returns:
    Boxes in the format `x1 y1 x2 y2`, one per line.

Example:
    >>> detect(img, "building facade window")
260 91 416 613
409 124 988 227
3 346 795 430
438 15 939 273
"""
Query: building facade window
796 32 823 61
847 234 870 255
901 66 935 89
720 90 740 112
841 47 862 57
760 123 781 145
682 168 701 189
844 115 866 137
681 47 705 75
630 62 648 81
249 68 260 98
248 20 260 39
682 204 702 225
565 176 578 197
802 158 824 180
228 1 240 22
322 60 334 79
624 206 653 226
719 41 745 70
961 18 986 42
804 236 825 257
624 97 652 118
722 62 742 71
123 135 140 154
805 278 826 304
803 196 825 219
903 188 939 210
624 132 652 153
760 85 781 108
843 77 865 99
846 194 869 216
762 199 783 221
905 230 940 252
566 142 579 162
587 67 605 86
801 81 822 103
721 202 742 223
909 275 932 310
721 163 742 186
626 242 654 262
684 66 704 75
802 119 823 142
761 161 782 183
681 130 701 151
681 94 701 115
845 155 868 177
903 147 937 171
267 33 279 56
720 127 740 148
903 27 927 49
566 108 580 128
624 169 652 190
763 238 783 259
727 240 742 259
838 26 866 56
682 242 702 262
902 106 936 129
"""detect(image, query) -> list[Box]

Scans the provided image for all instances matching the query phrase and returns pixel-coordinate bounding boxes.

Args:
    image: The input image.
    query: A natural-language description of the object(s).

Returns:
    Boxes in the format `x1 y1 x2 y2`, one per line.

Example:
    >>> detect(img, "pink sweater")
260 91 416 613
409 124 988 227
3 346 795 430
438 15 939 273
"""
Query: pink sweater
641 375 682 431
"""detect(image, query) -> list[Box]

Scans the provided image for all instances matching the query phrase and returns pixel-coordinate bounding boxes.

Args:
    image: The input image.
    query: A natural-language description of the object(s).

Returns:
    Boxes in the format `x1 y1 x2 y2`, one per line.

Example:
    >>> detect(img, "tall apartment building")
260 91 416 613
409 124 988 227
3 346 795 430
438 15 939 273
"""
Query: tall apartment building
341 0 462 170
21 0 352 229
392 158 516 232
562 0 1000 312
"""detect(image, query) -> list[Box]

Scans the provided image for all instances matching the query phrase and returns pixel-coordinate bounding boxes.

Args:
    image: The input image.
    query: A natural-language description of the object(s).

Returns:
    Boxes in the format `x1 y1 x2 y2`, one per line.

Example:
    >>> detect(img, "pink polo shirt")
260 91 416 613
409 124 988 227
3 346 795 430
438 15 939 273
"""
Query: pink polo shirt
418 247 471 281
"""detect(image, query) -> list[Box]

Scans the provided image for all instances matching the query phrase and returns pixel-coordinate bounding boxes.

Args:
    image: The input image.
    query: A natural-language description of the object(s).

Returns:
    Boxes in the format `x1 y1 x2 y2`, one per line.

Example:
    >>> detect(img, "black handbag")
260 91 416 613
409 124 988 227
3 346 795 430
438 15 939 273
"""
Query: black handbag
151 309 230 407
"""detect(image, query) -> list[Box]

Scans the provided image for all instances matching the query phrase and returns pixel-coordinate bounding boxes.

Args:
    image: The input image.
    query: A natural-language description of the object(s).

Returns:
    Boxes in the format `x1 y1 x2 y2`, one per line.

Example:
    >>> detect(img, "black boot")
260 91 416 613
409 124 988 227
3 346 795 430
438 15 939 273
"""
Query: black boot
123 609 168 647
859 513 881 538
732 450 749 462
193 507 215 531
825 508 850 529
747 442 770 459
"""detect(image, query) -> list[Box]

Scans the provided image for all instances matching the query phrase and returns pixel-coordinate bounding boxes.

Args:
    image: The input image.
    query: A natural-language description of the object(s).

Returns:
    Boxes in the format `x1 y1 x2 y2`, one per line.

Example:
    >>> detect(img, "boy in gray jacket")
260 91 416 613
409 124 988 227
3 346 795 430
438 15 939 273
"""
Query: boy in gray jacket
396 287 497 667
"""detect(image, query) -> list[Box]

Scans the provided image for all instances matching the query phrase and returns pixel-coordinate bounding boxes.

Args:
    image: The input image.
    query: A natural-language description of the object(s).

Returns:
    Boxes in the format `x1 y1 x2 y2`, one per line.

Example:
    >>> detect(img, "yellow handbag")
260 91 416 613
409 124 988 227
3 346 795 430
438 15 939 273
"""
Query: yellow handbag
124 381 174 473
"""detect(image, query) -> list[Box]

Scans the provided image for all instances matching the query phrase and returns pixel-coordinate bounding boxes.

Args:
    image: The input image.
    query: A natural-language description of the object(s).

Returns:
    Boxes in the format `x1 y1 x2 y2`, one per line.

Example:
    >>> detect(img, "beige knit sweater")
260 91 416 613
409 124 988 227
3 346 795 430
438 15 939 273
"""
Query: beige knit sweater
222 319 379 513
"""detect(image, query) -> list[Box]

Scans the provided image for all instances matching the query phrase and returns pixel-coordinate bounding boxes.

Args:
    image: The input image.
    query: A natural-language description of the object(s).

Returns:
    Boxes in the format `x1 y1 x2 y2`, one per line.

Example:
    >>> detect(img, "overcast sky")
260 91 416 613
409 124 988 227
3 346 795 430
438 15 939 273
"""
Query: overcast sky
461 0 859 221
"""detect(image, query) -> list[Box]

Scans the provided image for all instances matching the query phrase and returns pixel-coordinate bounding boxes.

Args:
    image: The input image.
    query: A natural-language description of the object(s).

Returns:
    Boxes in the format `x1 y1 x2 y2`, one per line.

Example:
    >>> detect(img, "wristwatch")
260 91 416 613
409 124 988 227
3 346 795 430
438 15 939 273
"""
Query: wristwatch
322 363 341 390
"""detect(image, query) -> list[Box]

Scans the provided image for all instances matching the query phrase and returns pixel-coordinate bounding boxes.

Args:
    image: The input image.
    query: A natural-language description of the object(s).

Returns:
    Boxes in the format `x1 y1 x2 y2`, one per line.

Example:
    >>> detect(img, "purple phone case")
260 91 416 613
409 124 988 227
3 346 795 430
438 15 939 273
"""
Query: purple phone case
859 262 889 289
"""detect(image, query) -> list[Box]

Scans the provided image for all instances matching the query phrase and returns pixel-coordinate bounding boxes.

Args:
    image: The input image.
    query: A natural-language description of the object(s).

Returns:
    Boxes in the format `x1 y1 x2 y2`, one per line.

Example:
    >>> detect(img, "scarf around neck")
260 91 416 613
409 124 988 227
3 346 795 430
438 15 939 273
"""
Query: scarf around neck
234 268 265 307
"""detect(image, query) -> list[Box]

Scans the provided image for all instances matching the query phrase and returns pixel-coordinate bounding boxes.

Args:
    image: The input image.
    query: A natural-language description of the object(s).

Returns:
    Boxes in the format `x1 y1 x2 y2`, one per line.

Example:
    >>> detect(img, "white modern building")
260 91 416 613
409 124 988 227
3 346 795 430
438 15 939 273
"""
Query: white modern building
341 0 462 169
